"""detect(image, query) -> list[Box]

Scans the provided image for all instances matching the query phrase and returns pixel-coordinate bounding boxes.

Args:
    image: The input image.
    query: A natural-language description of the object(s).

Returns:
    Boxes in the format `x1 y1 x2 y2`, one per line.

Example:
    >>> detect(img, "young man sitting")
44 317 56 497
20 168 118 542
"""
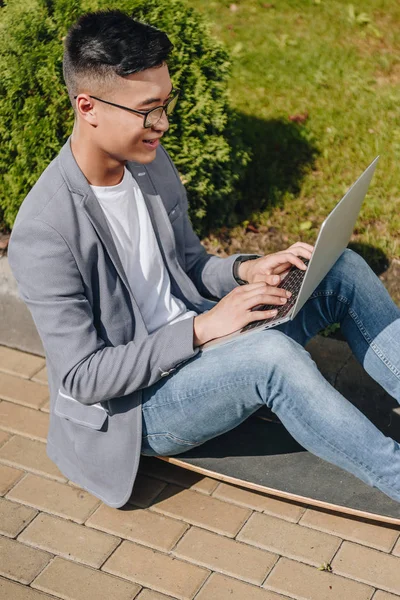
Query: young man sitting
8 10 400 507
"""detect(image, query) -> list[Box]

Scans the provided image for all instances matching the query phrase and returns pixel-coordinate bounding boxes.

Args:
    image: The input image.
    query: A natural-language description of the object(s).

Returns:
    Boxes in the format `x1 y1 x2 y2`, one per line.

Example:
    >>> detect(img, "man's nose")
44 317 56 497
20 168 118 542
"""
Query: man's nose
153 110 169 132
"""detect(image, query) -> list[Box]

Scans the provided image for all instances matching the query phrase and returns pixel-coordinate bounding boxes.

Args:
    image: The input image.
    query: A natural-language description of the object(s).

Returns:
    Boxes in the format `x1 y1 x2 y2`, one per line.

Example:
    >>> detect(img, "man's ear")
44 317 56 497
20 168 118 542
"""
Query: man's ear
75 94 98 127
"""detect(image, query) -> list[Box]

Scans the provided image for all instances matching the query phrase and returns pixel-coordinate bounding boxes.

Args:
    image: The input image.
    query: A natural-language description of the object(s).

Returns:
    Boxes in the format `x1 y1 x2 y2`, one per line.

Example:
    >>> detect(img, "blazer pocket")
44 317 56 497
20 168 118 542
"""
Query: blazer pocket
55 390 108 430
168 203 182 224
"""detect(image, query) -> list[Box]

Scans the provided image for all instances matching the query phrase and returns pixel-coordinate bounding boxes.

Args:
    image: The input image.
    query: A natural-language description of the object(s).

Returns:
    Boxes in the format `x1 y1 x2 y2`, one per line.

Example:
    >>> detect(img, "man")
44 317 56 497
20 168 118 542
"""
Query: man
8 10 400 508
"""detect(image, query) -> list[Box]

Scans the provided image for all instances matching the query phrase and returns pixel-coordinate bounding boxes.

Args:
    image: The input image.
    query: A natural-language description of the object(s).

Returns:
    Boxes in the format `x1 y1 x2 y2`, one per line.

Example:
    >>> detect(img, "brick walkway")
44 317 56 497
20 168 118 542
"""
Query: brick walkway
0 344 399 600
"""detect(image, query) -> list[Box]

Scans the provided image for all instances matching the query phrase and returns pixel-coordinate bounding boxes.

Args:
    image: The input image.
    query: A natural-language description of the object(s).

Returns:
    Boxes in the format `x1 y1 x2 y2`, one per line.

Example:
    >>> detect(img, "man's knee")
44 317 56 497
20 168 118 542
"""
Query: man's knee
252 329 307 367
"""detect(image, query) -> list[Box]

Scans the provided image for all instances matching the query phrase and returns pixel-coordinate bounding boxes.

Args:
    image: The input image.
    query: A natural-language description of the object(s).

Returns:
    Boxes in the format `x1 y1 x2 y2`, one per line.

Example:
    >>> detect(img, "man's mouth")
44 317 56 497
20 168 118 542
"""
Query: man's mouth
143 138 160 149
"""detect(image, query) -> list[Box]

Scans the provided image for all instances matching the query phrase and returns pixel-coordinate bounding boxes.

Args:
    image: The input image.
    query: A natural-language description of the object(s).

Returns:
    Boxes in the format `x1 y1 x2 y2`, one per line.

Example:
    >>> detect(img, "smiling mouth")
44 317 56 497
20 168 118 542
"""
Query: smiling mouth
143 138 160 148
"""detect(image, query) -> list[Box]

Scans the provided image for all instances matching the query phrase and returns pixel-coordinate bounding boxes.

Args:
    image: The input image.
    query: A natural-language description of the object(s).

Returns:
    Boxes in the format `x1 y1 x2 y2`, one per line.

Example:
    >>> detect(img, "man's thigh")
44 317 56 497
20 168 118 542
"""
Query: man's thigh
141 328 308 456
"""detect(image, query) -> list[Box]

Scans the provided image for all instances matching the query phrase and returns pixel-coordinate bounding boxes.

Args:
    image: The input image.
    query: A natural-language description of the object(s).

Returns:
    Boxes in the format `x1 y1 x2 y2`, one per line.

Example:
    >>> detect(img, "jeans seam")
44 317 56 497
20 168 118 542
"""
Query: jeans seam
347 307 400 380
311 290 400 381
142 376 254 409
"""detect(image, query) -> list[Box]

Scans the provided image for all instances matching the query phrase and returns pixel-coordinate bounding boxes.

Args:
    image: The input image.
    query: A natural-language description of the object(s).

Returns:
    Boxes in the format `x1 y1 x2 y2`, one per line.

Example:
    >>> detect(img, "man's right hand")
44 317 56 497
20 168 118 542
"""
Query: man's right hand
193 280 292 347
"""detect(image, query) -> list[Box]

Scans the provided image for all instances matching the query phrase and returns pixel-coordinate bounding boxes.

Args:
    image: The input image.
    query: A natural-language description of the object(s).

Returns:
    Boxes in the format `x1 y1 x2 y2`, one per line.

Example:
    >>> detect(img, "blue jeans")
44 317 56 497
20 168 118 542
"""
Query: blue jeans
141 250 400 502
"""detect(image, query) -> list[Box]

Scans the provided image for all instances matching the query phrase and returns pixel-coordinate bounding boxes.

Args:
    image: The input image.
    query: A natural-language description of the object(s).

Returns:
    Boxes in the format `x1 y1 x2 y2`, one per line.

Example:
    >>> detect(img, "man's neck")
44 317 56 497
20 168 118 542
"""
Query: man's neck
70 130 126 187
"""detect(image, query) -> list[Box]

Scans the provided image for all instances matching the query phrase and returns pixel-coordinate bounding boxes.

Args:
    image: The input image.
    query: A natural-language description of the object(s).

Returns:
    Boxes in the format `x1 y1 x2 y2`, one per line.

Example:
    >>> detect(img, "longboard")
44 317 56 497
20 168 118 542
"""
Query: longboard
159 339 400 525
160 413 400 525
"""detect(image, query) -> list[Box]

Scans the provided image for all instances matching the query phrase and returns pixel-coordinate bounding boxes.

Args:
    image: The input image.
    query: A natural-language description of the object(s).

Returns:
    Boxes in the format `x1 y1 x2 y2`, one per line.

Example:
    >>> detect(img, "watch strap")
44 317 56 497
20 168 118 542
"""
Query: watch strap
232 254 262 285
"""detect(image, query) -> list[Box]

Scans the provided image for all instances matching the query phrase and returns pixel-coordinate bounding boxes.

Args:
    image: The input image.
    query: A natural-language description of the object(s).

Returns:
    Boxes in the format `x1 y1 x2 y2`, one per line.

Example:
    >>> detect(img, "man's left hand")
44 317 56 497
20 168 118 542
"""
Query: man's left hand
239 242 314 285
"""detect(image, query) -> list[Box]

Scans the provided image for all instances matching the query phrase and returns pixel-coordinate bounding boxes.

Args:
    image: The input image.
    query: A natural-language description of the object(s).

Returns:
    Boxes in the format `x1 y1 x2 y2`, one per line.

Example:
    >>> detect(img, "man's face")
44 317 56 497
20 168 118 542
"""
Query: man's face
81 63 173 164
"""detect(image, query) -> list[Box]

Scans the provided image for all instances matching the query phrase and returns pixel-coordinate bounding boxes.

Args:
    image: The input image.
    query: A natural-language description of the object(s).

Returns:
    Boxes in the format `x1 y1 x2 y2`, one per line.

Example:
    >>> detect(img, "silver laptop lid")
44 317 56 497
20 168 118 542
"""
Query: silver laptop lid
290 156 380 319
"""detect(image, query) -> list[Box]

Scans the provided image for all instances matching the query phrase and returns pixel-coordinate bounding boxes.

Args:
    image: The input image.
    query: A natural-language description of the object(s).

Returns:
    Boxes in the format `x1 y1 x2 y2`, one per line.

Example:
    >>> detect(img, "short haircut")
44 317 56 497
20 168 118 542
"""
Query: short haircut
63 10 173 104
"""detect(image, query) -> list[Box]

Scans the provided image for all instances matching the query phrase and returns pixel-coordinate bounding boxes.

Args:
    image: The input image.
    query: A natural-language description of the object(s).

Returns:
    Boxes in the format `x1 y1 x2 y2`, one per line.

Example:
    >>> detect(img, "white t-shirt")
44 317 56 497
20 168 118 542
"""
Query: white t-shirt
91 168 197 334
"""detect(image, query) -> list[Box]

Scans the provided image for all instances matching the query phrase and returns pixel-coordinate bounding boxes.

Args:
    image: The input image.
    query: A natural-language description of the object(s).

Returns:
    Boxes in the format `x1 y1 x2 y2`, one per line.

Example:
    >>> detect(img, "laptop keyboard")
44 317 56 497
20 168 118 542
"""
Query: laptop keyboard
241 259 309 332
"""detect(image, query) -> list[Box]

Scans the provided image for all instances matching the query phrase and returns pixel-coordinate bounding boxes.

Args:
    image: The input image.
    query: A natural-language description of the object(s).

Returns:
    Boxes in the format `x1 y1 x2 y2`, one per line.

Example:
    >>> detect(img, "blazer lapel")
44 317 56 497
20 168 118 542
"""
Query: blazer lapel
58 140 143 316
81 190 133 295
126 162 177 272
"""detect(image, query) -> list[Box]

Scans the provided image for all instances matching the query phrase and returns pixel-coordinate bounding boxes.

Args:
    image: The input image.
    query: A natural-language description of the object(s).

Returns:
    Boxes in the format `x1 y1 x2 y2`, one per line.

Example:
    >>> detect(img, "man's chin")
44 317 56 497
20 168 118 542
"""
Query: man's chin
126 147 158 164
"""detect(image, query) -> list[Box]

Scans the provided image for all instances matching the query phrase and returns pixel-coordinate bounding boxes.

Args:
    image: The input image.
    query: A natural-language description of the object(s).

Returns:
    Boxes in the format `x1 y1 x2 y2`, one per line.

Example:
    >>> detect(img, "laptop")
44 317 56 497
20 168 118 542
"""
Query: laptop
201 156 379 351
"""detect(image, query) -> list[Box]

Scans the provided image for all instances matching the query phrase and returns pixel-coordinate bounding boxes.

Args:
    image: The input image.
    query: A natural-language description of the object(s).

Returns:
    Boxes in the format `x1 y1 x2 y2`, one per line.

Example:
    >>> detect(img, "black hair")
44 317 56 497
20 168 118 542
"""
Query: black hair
63 10 173 103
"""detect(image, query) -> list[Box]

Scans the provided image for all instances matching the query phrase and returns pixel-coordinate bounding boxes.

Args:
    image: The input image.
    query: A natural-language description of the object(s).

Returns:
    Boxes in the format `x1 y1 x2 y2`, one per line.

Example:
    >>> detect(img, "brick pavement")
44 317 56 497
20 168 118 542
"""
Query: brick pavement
0 344 399 600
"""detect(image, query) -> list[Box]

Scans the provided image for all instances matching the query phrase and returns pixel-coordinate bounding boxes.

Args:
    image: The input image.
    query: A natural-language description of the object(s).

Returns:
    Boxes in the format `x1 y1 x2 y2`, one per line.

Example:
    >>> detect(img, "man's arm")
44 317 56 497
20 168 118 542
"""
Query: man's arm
8 218 199 405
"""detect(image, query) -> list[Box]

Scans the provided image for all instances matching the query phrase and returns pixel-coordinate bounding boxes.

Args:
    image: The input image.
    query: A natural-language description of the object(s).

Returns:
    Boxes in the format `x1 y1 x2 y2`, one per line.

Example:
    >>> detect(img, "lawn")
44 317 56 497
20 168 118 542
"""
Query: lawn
188 0 400 270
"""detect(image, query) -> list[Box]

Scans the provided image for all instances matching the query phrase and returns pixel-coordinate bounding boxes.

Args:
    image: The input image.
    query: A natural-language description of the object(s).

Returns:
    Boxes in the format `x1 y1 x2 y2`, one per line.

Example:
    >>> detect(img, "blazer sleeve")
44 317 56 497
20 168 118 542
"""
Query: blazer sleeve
8 218 199 405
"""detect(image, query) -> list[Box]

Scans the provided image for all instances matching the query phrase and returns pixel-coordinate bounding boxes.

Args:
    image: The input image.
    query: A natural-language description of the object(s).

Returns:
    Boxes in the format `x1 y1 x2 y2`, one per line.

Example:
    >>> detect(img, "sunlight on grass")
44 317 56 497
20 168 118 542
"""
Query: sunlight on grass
189 0 400 262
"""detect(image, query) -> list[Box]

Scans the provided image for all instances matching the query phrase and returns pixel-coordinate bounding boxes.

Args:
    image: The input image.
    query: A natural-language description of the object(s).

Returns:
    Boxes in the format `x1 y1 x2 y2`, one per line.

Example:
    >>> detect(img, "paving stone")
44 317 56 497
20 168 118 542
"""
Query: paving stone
0 536 52 585
0 430 10 448
264 557 373 600
237 511 341 567
32 557 140 600
0 463 23 495
39 400 50 413
0 497 37 537
86 503 187 553
191 477 219 495
31 366 48 385
128 473 167 508
0 577 57 600
213 483 305 522
7 474 99 524
103 540 209 600
373 592 400 600
0 346 45 379
141 458 218 495
0 436 66 482
150 485 251 537
332 540 400 595
174 526 277 585
0 372 48 410
196 573 289 600
300 508 400 552
19 513 120 568
137 590 178 600
0 401 49 442
391 534 400 557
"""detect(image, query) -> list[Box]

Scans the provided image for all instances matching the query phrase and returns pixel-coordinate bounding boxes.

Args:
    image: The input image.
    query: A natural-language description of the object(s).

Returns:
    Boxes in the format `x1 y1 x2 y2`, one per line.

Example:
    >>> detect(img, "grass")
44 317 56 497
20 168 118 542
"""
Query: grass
188 0 400 265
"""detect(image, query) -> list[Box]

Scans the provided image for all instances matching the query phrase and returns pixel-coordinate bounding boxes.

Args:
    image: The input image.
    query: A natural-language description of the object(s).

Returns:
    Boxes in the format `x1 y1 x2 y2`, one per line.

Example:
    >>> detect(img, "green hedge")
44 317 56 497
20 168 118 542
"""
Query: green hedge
0 0 250 235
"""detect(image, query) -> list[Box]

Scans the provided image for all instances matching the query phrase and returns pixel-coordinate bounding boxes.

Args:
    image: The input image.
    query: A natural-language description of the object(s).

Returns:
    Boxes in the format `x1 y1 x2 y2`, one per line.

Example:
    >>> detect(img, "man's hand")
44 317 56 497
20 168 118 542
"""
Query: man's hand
193 281 292 346
239 242 314 284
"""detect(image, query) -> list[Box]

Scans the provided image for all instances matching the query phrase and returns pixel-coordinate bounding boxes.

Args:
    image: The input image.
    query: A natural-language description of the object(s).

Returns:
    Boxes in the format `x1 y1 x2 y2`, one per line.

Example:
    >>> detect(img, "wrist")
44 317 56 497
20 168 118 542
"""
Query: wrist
233 255 262 285
193 313 211 347
238 260 250 282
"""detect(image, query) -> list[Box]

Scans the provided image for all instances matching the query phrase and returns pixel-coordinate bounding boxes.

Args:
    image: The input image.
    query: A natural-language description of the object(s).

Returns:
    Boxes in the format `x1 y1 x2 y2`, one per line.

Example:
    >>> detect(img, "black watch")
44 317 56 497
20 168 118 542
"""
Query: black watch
232 255 262 285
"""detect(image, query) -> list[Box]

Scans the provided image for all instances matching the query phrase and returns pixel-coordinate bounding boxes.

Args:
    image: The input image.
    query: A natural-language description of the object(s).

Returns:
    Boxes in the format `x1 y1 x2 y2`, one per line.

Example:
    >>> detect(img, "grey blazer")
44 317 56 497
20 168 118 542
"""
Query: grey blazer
8 139 242 507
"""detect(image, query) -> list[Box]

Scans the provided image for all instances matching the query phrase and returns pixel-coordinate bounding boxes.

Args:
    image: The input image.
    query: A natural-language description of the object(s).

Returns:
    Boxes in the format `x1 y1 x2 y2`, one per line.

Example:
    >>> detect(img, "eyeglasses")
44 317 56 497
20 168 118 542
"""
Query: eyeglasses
74 88 180 128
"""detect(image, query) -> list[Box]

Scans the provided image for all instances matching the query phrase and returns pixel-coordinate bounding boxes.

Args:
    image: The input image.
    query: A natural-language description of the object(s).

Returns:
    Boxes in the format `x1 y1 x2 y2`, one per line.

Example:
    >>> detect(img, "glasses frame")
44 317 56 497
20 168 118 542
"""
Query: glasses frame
73 88 180 129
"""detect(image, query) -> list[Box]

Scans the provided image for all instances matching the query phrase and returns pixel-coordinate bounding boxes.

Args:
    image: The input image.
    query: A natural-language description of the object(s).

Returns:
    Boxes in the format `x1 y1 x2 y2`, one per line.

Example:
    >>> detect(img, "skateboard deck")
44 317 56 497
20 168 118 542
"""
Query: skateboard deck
160 413 400 525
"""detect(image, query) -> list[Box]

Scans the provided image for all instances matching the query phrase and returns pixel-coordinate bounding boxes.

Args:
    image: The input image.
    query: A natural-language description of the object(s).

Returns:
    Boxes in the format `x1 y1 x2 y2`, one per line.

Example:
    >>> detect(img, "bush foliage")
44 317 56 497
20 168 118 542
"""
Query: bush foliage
0 0 249 234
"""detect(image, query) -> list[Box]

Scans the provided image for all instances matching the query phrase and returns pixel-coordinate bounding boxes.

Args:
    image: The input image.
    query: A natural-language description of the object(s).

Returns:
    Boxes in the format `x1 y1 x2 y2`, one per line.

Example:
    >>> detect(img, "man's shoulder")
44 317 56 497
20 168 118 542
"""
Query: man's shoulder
13 153 71 230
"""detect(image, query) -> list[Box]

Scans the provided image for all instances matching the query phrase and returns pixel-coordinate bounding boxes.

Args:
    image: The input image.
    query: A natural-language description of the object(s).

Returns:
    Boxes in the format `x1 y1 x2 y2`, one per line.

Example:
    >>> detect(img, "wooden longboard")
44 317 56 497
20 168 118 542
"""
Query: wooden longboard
160 411 400 525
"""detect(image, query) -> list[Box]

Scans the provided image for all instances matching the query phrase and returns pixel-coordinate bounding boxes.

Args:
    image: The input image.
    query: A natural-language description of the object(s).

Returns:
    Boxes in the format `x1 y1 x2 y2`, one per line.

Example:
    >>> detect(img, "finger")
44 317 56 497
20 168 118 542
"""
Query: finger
244 293 291 311
272 252 308 270
242 284 291 301
247 308 279 322
289 242 314 252
253 274 281 286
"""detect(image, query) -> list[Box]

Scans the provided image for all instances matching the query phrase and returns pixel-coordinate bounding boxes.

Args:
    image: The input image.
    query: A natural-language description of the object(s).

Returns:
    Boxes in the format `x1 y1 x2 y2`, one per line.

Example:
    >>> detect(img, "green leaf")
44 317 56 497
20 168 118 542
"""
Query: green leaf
299 220 313 231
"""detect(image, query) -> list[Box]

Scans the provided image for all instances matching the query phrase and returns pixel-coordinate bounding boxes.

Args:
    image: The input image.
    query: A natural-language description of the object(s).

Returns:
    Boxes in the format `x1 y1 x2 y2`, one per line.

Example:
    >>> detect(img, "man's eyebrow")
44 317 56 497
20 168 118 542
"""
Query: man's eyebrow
137 86 174 107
